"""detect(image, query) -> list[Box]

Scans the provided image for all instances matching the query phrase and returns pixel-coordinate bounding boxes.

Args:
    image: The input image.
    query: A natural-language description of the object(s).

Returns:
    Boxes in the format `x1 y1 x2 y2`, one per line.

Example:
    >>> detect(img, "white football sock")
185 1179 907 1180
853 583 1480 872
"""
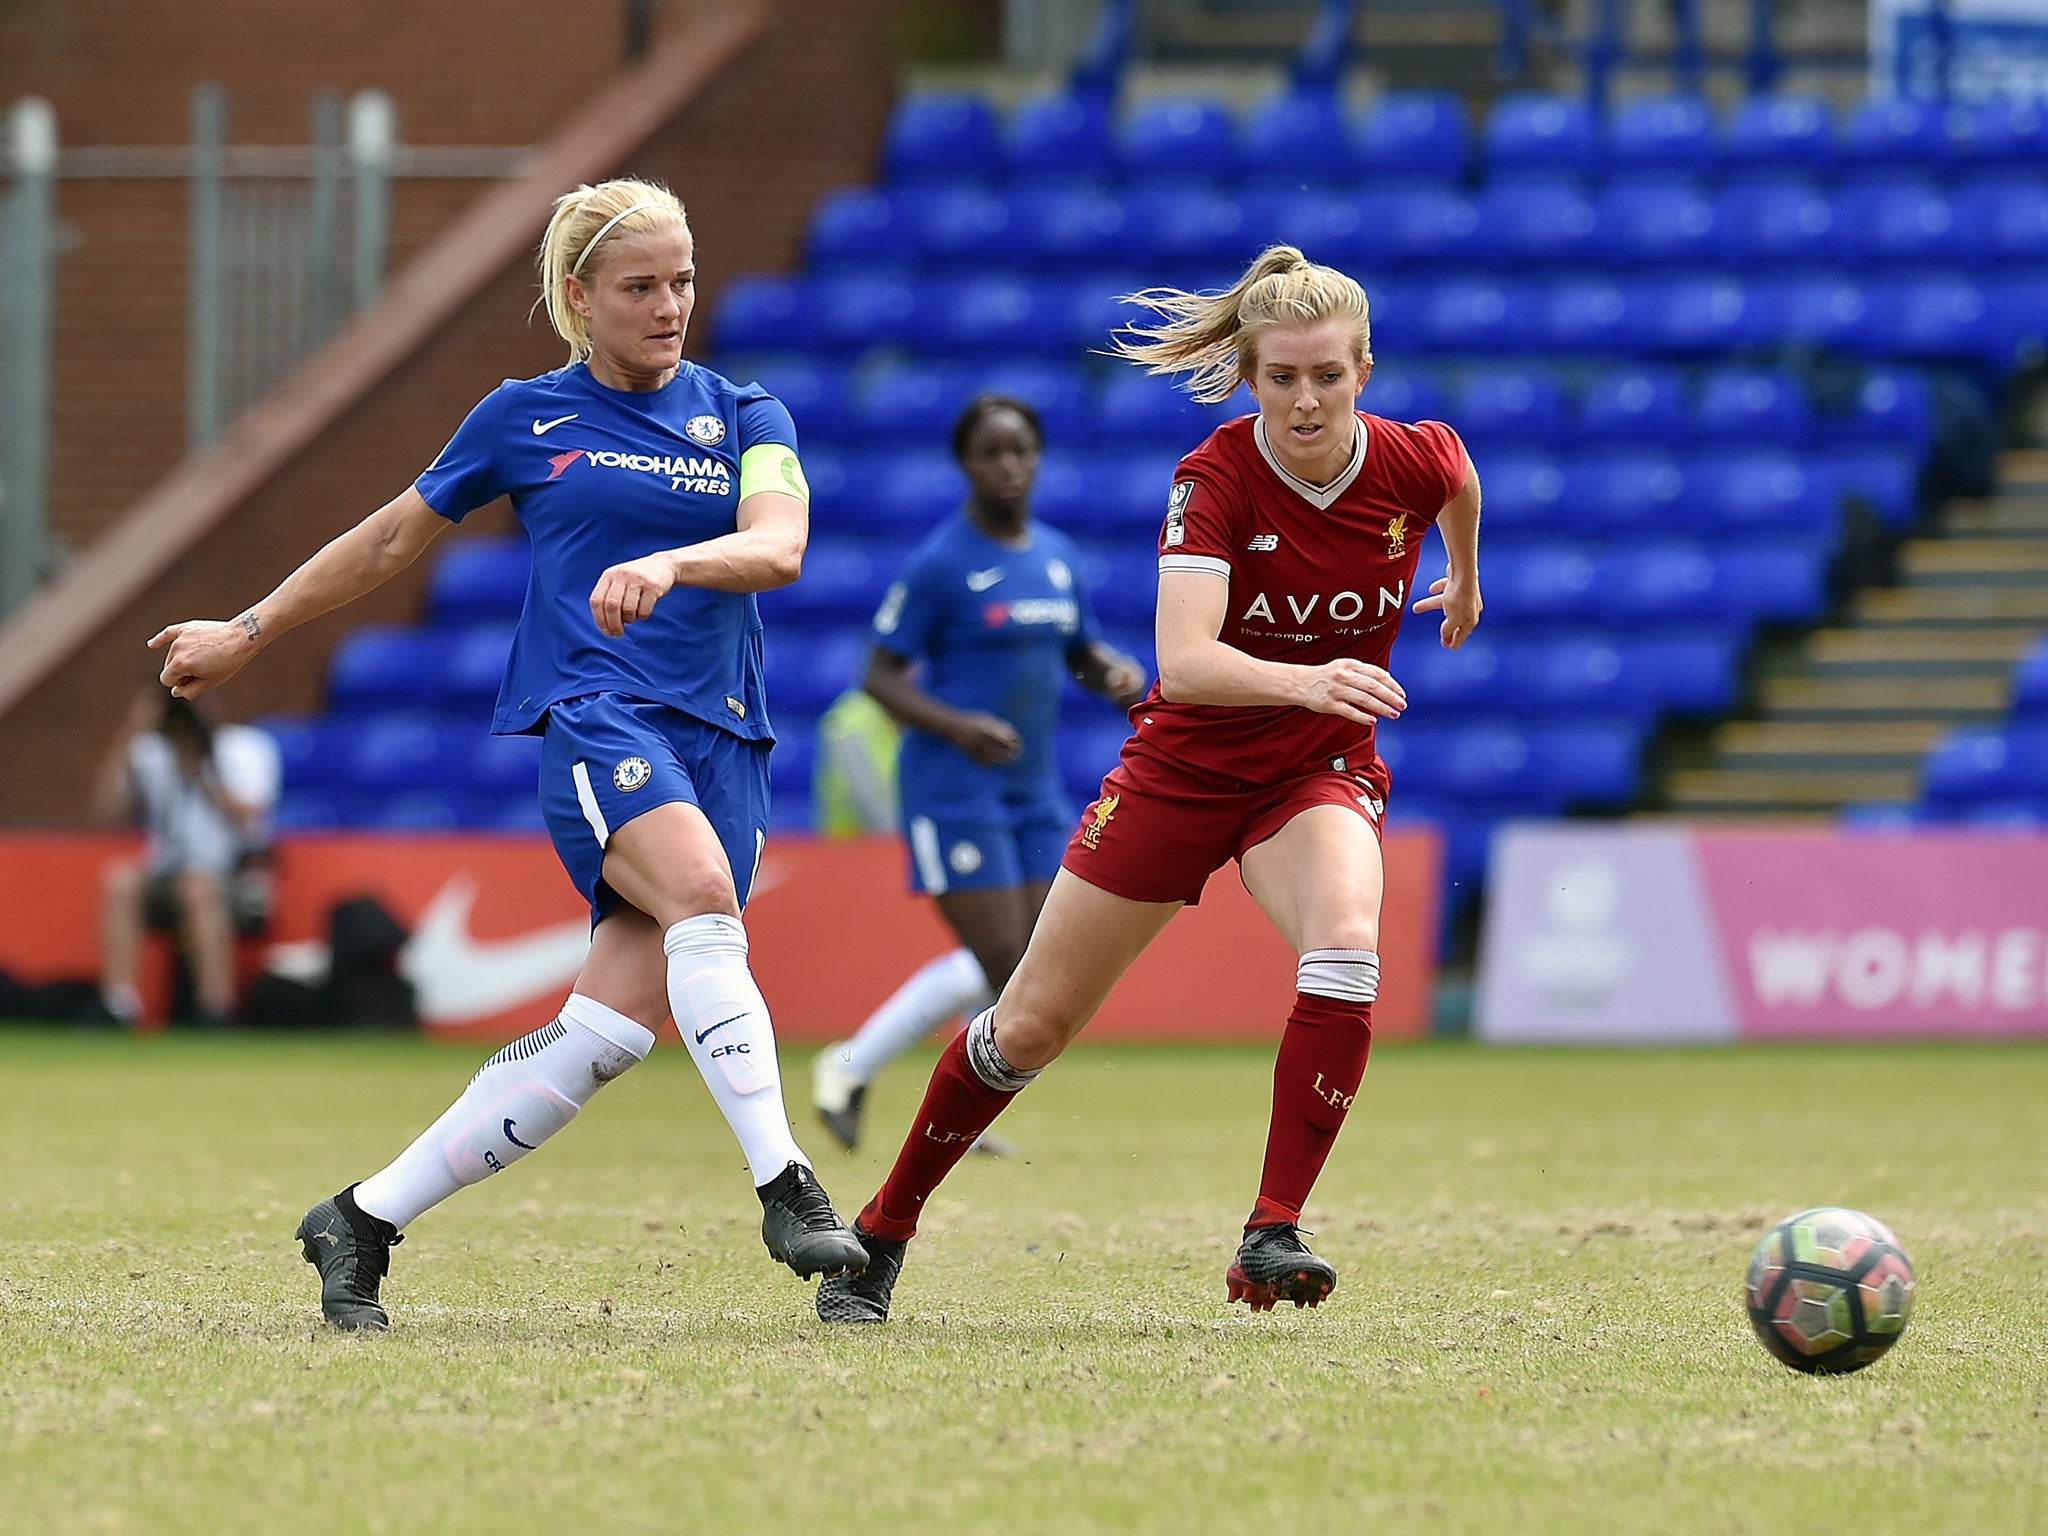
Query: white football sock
837 947 992 1084
353 994 655 1230
663 913 808 1186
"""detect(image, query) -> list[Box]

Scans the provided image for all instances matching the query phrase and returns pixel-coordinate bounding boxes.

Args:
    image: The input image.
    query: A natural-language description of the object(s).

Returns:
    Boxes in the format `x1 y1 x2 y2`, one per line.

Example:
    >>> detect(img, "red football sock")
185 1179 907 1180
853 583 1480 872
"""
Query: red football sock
1250 990 1374 1228
860 1029 1018 1242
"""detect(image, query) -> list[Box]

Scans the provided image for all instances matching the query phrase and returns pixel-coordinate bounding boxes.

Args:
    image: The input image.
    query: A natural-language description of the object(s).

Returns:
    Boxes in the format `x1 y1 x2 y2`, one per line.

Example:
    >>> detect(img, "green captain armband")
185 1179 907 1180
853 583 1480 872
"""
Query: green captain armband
739 443 809 504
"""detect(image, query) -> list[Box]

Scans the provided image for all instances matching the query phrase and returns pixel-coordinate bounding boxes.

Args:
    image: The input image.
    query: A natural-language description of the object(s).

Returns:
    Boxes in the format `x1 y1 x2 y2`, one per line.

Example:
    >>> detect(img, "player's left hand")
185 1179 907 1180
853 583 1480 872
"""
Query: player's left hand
590 554 679 637
1104 654 1148 708
1412 570 1481 650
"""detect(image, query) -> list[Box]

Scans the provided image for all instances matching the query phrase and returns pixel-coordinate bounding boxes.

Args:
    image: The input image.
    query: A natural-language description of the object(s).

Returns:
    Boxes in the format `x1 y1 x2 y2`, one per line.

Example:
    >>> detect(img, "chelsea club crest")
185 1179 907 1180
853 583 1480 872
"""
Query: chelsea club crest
613 756 653 792
684 414 726 446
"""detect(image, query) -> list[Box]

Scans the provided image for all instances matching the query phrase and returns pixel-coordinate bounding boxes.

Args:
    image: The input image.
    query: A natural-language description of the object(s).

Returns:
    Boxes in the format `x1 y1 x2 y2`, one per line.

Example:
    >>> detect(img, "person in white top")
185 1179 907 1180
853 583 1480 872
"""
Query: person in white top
94 689 281 1025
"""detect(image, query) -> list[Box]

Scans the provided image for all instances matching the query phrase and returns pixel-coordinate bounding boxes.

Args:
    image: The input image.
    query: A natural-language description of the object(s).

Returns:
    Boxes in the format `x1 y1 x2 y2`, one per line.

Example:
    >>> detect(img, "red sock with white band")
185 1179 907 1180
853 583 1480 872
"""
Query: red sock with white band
1249 949 1378 1229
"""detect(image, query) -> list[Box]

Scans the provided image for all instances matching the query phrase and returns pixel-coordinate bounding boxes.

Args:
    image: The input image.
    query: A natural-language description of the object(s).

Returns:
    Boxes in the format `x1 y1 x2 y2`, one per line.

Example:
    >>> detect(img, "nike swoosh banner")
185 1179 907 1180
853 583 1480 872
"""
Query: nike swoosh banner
0 830 1442 1041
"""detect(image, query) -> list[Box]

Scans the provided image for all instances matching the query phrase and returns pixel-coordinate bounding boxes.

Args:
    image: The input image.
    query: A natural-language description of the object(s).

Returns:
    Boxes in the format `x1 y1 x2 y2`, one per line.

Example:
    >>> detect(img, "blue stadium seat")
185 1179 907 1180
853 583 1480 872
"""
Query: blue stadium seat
1060 272 1154 354
757 537 889 624
1361 367 1449 423
919 278 1070 358
847 360 970 439
1488 543 1601 623
1607 544 1726 622
1561 450 1686 532
1721 94 1837 172
1015 188 1131 271
1532 721 1644 807
1691 368 1812 444
911 187 1020 271
2013 637 2048 715
1006 93 1115 185
1596 178 1718 266
464 733 542 797
329 626 454 714
883 93 1002 185
1522 635 1644 714
1633 631 1742 713
1076 546 1158 626
764 630 868 716
273 788 347 831
1371 721 1455 789
1354 90 1470 182
1475 451 1565 536
970 360 1089 446
1094 451 1188 534
1956 173 2048 264
1641 275 1764 356
802 450 863 531
1809 445 1921 529
429 538 529 627
1438 723 1543 802
257 716 350 792
713 276 813 355
1096 370 1229 445
1748 274 1869 351
1241 91 1353 184
1836 176 1963 265
867 451 965 531
1715 176 1841 267
1119 187 1249 267
1477 181 1599 266
1716 543 1831 623
1484 93 1598 173
1032 450 1094 529
359 791 466 832
1922 725 2048 803
1950 96 2048 168
811 274 920 355
346 716 468 794
1398 635 1517 712
1538 279 1645 354
444 623 514 717
1119 98 1237 183
1237 189 1370 269
1681 449 1828 536
1604 95 1715 172
1354 187 1483 268
1816 368 1934 449
1452 368 1568 447
1956 798 2048 829
1577 366 1685 442
1057 722 1133 795
469 793 547 834
1840 97 1950 171
1409 279 1533 354
727 355 854 447
806 188 917 274
1852 277 2001 368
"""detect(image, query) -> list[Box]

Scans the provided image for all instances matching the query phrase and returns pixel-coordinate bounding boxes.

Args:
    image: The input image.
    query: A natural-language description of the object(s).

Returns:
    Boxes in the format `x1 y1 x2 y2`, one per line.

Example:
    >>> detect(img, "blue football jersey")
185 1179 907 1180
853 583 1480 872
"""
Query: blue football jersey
414 360 799 738
873 515 1102 808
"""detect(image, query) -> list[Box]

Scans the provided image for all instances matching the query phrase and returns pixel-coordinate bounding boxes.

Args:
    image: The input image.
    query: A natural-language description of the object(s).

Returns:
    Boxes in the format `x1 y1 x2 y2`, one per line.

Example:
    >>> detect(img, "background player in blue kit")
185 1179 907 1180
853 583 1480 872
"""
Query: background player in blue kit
811 397 1146 1150
151 177 867 1328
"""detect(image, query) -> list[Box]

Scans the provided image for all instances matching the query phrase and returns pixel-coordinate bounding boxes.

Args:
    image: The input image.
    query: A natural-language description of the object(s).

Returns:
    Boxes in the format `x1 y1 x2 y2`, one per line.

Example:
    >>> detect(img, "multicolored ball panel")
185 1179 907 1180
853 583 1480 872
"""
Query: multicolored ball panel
1743 1207 1916 1375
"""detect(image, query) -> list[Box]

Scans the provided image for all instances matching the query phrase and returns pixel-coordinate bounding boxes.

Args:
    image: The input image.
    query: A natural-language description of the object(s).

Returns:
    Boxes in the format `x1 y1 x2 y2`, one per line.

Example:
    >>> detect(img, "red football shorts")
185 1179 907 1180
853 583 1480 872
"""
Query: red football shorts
1060 741 1391 907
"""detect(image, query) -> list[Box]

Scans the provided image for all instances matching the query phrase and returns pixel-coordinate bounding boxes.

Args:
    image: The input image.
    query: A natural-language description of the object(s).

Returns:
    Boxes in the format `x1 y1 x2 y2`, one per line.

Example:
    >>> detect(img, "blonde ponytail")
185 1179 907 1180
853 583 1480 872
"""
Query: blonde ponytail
537 178 689 361
1110 245 1372 403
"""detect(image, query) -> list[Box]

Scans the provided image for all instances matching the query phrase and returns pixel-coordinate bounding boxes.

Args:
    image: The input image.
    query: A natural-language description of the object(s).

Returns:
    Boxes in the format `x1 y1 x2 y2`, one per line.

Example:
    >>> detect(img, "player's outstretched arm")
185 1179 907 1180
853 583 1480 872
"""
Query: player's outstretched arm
1156 570 1405 724
588 489 806 637
1411 455 1482 650
1070 641 1148 709
150 487 450 699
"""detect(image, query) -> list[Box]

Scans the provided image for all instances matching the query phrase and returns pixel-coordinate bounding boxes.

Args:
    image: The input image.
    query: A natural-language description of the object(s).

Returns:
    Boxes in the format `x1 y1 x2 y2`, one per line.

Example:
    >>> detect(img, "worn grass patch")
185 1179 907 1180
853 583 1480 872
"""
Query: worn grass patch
0 1032 2042 1533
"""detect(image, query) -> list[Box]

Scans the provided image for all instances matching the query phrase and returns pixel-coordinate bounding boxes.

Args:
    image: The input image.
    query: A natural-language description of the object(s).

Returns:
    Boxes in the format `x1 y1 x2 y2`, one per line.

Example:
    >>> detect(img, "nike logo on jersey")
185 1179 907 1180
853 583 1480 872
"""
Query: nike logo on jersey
531 413 579 435
965 567 1005 592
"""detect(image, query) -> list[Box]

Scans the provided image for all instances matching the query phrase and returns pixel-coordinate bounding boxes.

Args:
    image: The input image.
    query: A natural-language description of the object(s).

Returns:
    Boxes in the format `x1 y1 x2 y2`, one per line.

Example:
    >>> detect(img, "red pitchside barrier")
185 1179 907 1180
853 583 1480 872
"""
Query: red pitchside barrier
0 829 1441 1042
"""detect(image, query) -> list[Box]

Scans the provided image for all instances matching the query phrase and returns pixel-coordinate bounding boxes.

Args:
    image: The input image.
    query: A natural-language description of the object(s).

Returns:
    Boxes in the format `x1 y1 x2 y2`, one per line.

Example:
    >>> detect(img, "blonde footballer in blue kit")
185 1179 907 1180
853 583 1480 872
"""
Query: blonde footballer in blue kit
152 178 868 1329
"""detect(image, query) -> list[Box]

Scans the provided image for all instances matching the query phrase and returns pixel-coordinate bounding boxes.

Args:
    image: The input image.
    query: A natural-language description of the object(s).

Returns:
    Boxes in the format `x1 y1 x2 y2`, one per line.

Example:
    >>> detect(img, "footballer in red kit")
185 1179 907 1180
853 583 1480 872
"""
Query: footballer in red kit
818 246 1483 1327
1069 410 1467 907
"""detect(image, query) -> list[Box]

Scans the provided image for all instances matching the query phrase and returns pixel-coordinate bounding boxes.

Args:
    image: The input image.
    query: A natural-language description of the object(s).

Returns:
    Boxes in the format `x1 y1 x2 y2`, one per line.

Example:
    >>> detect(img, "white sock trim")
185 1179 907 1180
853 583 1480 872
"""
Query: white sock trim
964 1007 1040 1093
560 993 657 1059
1297 948 1379 1004
663 911 747 958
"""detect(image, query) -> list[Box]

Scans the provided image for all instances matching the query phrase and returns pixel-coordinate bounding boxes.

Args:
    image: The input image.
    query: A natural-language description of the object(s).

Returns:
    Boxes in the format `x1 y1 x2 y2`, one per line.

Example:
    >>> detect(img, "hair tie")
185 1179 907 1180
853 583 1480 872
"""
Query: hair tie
571 200 662 276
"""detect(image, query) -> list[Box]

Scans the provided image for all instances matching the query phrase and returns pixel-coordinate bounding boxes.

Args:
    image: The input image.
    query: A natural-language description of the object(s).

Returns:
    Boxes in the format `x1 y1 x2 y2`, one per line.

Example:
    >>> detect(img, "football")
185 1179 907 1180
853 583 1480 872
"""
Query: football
1744 1207 1917 1374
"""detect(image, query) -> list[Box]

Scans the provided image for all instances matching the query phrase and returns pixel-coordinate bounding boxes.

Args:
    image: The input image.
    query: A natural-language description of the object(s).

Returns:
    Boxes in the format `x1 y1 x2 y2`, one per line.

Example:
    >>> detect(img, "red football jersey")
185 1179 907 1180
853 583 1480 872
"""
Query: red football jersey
1133 410 1468 787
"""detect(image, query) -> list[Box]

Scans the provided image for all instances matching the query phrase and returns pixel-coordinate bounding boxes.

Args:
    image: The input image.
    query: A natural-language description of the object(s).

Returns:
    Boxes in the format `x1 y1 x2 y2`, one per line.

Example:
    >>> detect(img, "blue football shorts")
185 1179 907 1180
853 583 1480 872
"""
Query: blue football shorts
899 776 1073 897
537 692 771 924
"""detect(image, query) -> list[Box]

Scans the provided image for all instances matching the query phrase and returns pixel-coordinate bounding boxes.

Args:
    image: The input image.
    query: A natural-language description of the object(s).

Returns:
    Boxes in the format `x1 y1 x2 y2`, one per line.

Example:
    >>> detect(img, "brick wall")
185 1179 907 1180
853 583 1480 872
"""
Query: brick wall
0 0 908 822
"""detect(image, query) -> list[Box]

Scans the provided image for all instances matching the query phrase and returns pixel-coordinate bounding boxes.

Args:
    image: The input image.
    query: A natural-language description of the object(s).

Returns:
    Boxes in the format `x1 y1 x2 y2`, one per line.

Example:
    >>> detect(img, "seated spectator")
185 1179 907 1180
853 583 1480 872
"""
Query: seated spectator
94 689 280 1025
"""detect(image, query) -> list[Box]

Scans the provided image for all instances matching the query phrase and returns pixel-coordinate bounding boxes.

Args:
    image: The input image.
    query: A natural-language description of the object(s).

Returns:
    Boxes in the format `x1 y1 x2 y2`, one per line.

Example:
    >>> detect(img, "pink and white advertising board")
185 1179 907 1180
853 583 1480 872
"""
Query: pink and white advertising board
1476 824 2048 1042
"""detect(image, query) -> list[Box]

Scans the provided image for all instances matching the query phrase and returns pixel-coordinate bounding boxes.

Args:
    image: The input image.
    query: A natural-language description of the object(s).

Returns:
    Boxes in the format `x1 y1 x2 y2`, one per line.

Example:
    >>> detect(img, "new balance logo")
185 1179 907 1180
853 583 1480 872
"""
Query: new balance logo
1246 534 1280 551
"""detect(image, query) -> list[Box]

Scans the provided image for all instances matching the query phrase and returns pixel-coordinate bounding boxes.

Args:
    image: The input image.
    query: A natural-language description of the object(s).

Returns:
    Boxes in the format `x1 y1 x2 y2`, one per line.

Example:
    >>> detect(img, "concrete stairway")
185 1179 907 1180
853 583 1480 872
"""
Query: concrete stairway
1663 450 2048 815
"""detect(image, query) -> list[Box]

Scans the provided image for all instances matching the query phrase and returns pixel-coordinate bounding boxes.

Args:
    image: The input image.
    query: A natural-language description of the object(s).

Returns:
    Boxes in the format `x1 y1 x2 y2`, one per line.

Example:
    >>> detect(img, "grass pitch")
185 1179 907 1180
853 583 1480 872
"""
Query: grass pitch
0 1031 2042 1535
